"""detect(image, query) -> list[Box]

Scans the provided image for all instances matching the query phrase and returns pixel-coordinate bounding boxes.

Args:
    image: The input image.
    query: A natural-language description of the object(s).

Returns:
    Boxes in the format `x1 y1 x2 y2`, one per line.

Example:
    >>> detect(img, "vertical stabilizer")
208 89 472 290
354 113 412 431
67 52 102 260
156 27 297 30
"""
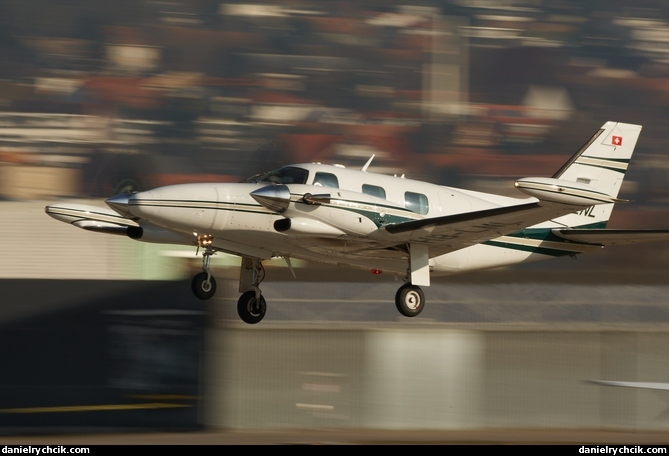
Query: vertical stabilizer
550 121 641 228
553 121 641 198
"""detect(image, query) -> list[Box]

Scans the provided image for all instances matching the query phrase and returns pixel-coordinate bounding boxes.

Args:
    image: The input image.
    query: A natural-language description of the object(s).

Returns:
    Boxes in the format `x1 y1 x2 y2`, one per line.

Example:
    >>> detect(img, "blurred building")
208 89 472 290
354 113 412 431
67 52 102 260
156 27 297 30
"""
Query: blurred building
1 1 669 218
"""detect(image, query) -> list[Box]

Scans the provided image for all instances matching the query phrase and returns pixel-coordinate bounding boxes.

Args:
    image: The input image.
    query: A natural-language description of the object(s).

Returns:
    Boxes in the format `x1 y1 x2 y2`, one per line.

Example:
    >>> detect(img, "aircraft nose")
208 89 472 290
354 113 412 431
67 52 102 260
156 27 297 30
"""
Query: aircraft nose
105 193 135 218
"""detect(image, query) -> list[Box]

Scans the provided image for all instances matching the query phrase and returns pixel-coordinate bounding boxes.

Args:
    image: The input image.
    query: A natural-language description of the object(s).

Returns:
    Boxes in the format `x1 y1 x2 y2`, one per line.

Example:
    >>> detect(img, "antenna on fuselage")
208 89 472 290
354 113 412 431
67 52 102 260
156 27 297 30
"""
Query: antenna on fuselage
361 154 375 172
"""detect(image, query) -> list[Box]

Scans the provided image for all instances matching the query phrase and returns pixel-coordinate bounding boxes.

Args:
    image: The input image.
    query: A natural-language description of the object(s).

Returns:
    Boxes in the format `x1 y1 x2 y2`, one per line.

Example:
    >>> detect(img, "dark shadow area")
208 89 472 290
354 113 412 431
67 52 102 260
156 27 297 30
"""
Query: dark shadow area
0 280 206 433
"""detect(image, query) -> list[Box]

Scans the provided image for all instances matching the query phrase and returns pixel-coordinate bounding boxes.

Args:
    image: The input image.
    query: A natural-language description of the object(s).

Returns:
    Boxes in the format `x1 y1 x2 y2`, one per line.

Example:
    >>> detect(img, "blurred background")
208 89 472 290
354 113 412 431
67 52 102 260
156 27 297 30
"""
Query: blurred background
2 0 669 440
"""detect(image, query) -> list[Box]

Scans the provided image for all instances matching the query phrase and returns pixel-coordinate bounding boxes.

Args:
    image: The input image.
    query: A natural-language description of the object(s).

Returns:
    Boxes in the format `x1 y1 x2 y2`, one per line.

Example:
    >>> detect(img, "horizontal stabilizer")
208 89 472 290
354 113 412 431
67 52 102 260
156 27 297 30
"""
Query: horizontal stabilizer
515 177 626 206
553 229 669 246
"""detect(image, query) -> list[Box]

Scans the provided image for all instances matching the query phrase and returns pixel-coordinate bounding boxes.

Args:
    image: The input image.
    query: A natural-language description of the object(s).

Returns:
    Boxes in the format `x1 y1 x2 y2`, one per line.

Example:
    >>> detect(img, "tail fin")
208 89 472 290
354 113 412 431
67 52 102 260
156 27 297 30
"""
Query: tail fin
553 121 641 197
551 121 642 228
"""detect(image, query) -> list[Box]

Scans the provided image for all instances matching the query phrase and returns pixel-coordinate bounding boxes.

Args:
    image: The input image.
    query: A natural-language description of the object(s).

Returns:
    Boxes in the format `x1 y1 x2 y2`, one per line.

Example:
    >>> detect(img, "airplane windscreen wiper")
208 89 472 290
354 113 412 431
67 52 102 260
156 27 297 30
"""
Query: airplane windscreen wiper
241 172 265 184
244 167 308 185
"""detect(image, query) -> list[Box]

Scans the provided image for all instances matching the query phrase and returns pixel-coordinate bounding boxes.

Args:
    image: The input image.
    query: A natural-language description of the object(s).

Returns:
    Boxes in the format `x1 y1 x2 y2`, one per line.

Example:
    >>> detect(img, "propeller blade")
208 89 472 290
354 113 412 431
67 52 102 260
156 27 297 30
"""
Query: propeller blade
303 193 331 205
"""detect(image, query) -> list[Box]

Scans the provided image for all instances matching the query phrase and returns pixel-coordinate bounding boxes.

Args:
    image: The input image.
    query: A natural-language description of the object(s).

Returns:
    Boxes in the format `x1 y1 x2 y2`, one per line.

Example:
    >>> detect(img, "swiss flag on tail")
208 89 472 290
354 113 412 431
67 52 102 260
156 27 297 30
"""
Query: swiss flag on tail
612 135 623 146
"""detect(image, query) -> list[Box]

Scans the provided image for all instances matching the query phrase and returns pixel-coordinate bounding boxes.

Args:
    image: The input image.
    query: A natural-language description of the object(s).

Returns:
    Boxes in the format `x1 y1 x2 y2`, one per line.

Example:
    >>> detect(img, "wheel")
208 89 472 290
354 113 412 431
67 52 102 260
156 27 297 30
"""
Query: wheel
237 290 267 324
191 272 217 300
395 283 425 317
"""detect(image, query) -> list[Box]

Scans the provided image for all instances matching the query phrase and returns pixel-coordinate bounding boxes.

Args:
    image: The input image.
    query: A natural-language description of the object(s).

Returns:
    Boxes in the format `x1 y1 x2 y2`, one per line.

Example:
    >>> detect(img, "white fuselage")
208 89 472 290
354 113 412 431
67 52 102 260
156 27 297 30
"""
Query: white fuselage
124 163 592 278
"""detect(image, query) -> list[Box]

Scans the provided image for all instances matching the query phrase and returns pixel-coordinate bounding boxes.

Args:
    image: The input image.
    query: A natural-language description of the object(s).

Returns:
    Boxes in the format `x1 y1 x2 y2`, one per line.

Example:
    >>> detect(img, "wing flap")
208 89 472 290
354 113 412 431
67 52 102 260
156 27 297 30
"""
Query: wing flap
553 229 669 246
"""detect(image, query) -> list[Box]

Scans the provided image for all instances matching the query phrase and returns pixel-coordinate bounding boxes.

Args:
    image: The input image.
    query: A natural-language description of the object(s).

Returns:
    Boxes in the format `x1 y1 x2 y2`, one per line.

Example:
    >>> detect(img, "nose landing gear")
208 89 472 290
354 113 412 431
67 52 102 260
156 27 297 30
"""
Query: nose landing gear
191 234 217 300
191 236 216 300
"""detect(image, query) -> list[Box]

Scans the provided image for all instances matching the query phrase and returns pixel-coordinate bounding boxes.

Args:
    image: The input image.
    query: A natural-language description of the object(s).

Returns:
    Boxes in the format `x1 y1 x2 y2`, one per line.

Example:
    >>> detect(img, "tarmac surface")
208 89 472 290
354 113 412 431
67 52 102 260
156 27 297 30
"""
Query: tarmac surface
3 273 669 445
1 429 669 445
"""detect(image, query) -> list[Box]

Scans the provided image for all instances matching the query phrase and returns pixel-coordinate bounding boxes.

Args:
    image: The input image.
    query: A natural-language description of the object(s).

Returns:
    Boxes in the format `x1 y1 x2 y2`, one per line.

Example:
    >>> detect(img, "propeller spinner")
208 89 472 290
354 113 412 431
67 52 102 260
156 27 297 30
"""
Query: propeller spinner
250 184 291 213
105 192 135 218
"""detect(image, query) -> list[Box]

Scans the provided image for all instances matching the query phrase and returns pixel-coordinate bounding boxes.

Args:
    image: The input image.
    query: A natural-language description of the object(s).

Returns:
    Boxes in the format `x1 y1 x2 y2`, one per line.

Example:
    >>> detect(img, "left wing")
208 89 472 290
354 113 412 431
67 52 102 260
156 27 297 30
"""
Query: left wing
587 380 669 391
553 229 669 246
367 199 584 257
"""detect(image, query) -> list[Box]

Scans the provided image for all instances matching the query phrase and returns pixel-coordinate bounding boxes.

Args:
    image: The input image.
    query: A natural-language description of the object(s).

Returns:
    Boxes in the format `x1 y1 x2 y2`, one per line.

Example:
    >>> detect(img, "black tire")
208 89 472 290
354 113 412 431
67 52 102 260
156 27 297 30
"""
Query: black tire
191 272 217 300
237 291 267 324
395 283 425 317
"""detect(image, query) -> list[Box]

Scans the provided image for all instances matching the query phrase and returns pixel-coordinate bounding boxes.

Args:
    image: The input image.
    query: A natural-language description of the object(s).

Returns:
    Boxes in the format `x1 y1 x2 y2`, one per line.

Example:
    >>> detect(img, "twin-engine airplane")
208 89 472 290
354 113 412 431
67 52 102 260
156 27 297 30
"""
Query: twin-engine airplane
46 121 669 324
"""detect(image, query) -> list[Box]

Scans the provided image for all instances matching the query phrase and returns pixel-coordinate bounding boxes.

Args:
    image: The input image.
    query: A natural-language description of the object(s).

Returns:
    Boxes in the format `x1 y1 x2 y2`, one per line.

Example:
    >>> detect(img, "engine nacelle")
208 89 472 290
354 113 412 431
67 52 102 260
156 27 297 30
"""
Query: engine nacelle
127 224 195 245
274 217 345 237
514 177 623 206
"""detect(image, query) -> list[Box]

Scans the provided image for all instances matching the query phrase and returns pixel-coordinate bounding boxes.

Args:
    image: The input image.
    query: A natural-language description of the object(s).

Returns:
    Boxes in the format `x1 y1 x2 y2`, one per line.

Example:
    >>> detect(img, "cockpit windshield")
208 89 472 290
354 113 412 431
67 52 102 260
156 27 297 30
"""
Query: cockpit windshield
243 166 309 185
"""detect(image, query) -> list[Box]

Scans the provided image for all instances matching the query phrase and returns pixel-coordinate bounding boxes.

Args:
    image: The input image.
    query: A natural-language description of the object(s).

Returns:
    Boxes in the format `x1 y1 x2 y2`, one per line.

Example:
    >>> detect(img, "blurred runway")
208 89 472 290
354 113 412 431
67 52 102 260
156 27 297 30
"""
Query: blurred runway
213 275 669 325
1 429 669 445
2 276 669 437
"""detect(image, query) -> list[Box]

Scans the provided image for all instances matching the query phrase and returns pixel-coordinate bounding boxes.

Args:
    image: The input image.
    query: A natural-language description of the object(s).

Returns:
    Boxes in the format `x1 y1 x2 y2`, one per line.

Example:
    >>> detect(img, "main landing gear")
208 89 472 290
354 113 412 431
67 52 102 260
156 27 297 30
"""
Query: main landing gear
236 258 266 324
395 282 425 317
394 244 428 318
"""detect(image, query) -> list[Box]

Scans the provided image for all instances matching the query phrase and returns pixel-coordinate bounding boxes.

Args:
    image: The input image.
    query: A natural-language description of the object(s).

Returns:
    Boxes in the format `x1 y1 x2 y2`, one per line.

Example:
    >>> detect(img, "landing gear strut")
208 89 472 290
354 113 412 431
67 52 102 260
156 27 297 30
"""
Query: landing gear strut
191 235 217 300
237 258 267 324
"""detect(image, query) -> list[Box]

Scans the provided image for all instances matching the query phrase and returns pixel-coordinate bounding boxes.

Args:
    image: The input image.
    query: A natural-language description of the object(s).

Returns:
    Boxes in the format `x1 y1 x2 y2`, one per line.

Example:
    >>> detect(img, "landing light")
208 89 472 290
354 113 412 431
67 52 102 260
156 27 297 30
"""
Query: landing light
197 234 213 247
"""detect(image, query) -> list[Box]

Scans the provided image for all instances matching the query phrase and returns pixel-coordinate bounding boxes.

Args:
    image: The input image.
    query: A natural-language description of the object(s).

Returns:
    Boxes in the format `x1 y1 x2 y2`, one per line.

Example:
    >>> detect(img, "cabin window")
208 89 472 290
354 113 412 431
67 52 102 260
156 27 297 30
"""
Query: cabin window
251 167 309 185
405 192 429 215
362 184 386 199
313 172 339 188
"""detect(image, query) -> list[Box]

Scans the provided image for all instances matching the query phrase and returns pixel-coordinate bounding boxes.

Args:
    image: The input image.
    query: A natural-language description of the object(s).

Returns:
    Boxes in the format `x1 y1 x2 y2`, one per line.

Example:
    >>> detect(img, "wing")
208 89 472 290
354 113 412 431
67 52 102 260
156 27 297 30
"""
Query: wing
587 380 669 391
553 229 669 246
45 203 138 235
366 199 585 257
46 202 197 245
